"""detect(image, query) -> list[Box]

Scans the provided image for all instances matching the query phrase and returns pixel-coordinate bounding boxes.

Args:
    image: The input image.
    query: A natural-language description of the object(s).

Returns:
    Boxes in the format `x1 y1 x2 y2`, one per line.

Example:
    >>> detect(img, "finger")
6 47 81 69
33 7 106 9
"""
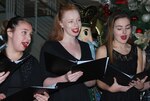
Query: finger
67 71 72 74
129 83 134 87
70 71 83 78
72 71 83 75
34 94 47 101
0 72 10 83
0 72 5 77
142 76 148 82
131 80 136 84
113 77 118 84
129 82 135 86
0 94 6 100
70 74 82 82
3 72 10 78
136 78 140 82
43 92 49 98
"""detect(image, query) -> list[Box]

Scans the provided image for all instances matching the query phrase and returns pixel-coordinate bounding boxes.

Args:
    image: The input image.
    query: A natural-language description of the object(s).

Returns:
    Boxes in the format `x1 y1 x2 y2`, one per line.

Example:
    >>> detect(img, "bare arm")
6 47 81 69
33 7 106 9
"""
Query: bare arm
129 47 147 90
96 46 112 91
43 71 83 86
84 80 96 87
137 47 144 73
138 50 150 91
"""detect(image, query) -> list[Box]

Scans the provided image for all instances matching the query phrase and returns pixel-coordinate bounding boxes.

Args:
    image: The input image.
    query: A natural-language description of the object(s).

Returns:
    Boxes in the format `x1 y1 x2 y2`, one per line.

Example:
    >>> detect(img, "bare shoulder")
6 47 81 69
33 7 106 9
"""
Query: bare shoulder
96 45 106 52
137 46 142 52
96 45 107 59
136 46 143 57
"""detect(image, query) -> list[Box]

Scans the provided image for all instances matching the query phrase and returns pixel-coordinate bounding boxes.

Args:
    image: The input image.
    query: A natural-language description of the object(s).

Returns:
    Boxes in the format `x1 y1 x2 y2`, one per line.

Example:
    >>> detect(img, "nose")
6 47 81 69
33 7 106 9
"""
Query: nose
27 34 31 42
74 21 79 27
123 28 127 34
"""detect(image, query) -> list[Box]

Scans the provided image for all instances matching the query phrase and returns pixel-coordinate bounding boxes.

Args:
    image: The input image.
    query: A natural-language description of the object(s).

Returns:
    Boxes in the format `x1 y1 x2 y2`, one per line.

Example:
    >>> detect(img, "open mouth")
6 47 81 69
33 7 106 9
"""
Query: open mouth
22 42 29 48
72 28 79 33
120 35 127 40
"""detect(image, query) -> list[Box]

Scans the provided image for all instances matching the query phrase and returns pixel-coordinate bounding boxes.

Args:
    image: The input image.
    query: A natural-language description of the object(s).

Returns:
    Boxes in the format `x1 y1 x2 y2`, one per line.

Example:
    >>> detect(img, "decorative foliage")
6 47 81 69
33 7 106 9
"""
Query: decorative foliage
133 29 150 50
76 0 150 49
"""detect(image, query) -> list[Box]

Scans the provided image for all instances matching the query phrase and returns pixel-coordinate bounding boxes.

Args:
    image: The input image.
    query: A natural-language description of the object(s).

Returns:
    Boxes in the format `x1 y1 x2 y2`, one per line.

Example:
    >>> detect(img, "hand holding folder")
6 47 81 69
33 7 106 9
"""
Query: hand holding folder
4 86 57 101
103 64 149 86
44 52 109 85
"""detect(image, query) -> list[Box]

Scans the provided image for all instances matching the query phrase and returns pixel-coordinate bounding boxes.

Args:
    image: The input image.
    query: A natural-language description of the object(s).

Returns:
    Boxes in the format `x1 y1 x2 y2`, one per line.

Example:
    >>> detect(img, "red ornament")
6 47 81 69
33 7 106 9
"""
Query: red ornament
103 4 109 11
115 0 128 4
136 28 143 33
103 4 111 17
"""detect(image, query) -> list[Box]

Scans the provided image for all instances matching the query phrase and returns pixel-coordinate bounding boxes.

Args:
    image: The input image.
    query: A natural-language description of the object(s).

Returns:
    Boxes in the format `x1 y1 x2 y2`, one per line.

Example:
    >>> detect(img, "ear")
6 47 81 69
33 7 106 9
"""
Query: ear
59 21 64 28
7 28 13 38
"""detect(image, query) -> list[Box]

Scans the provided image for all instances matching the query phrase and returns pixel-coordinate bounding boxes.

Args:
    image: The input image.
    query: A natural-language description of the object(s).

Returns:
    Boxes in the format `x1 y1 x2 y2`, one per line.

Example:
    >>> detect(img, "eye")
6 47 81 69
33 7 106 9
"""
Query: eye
84 31 88 36
117 28 122 30
22 31 27 35
83 29 89 35
68 21 73 23
126 26 131 29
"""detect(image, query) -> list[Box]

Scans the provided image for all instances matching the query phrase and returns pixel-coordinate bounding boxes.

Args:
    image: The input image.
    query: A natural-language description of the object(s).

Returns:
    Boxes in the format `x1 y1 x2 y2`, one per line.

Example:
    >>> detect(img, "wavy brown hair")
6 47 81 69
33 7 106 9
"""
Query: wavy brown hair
105 12 131 63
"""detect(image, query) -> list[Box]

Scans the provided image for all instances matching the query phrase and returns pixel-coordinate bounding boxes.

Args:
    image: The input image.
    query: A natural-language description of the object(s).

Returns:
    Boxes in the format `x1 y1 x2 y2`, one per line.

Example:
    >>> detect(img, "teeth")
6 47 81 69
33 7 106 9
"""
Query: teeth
22 42 29 47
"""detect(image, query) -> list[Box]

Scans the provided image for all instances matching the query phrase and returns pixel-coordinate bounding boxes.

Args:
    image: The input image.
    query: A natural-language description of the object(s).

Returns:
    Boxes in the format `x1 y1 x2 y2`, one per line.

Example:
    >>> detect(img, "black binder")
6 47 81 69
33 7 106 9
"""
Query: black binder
44 52 76 75
103 64 149 86
3 86 58 101
44 52 109 85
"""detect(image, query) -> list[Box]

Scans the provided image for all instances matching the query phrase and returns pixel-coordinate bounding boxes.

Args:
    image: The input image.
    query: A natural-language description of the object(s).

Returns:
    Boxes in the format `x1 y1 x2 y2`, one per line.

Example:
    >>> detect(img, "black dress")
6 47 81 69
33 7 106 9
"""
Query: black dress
0 51 45 97
142 44 150 101
40 40 93 101
101 45 140 101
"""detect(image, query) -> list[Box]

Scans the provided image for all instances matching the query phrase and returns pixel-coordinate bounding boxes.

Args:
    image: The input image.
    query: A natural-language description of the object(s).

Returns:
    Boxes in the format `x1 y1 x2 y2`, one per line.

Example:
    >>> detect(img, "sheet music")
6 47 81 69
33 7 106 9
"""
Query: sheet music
32 85 57 89
104 57 109 75
77 60 93 64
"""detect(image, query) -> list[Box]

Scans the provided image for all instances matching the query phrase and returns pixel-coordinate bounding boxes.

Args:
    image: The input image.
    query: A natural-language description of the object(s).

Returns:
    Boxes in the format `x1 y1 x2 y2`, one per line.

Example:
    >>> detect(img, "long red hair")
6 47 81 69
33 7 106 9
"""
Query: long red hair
49 3 80 41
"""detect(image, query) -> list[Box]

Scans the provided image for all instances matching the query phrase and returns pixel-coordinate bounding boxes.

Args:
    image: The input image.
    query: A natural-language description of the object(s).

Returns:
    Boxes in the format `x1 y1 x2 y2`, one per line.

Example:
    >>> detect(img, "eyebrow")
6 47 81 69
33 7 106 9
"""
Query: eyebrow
21 28 30 31
83 29 89 31
115 24 131 27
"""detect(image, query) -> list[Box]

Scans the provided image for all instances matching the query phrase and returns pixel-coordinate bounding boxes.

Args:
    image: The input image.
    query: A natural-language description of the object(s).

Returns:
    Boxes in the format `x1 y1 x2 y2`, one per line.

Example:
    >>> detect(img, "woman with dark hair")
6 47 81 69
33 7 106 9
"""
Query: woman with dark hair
96 12 147 101
0 16 49 101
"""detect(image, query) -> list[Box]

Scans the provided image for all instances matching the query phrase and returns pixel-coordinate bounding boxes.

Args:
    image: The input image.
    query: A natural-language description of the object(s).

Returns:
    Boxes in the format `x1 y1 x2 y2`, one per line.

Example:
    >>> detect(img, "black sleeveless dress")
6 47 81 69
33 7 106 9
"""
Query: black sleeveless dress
101 45 141 101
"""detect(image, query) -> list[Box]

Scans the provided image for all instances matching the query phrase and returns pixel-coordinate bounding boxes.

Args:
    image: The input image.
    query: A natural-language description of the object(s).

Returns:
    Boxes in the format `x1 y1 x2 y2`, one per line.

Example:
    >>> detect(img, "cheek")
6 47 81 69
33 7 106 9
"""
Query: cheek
113 30 121 37
78 22 82 28
127 30 131 36
13 35 22 44
63 24 71 31
113 32 122 41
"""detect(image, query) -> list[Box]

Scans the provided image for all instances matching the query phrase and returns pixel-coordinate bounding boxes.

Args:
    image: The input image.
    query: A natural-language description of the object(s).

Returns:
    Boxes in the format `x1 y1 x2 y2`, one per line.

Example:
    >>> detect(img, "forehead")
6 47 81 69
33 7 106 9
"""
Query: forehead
62 10 80 20
15 21 32 30
114 18 130 26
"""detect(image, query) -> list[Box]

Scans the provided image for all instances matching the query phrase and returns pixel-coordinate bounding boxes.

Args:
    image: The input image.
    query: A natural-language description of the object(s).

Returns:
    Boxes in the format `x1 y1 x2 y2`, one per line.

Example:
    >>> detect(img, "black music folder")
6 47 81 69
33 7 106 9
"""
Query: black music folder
44 52 109 84
3 86 57 101
44 52 76 75
103 64 149 86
